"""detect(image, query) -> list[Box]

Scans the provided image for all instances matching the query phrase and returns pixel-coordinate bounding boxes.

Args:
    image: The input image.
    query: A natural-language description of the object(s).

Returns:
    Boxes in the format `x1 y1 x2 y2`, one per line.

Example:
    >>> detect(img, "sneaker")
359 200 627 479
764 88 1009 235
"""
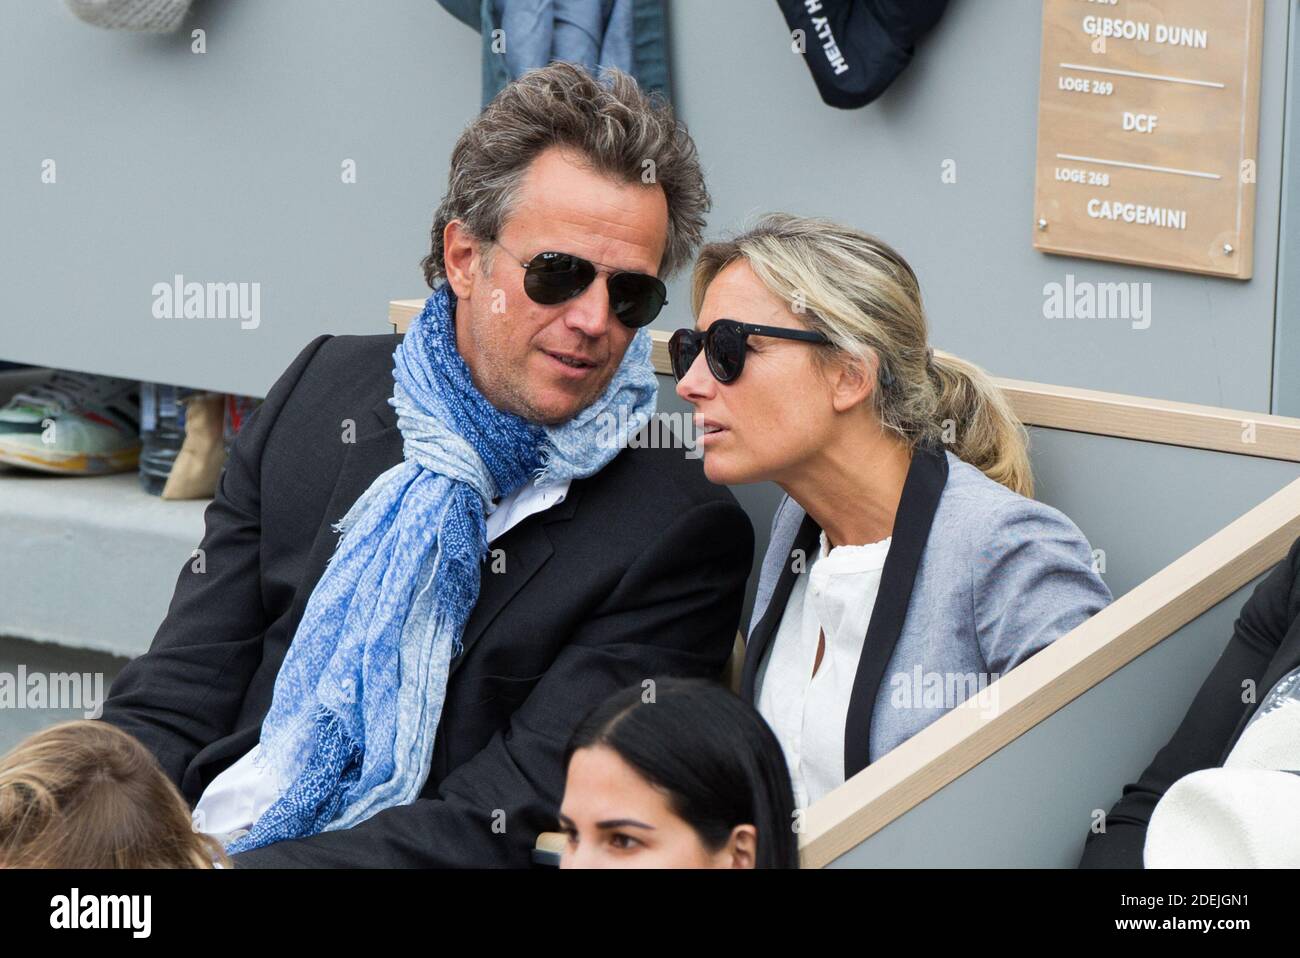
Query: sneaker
0 371 141 475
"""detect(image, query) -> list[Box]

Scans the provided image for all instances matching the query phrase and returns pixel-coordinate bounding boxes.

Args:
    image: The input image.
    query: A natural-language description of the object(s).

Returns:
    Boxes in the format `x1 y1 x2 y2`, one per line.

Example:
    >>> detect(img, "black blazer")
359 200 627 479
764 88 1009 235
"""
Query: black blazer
99 333 754 868
1080 535 1300 868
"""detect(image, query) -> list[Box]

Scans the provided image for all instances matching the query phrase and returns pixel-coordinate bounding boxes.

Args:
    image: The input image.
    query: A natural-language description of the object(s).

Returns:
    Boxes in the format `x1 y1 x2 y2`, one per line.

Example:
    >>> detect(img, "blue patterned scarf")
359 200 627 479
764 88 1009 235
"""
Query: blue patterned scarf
225 282 657 853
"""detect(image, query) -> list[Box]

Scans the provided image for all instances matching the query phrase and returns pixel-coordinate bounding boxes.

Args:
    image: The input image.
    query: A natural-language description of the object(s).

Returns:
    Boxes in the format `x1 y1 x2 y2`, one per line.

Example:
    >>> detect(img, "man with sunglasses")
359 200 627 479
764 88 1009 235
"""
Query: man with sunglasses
98 63 753 868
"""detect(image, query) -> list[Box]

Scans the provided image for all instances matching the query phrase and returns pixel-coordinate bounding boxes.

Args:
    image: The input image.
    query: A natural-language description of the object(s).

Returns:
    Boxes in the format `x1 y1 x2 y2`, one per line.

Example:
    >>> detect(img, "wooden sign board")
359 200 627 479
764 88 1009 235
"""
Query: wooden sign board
1033 0 1264 279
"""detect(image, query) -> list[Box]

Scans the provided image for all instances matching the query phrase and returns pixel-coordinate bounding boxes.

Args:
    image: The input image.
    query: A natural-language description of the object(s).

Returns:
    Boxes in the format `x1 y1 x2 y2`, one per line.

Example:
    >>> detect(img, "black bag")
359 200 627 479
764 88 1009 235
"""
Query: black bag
775 0 949 109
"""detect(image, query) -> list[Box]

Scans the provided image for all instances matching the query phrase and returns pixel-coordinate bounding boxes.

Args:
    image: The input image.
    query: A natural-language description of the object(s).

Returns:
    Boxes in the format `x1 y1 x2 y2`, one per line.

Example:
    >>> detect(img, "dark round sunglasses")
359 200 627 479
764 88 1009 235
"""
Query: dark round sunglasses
494 239 668 329
669 320 831 384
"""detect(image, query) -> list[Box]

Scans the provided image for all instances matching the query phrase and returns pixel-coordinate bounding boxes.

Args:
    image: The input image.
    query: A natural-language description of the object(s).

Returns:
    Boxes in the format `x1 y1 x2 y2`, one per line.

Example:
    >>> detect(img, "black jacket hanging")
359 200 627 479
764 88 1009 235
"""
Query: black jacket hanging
775 0 949 109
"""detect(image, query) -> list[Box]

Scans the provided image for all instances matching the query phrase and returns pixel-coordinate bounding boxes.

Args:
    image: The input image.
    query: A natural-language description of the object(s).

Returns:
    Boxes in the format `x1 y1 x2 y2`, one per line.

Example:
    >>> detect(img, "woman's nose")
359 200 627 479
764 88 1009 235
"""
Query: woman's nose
561 839 598 870
674 351 714 404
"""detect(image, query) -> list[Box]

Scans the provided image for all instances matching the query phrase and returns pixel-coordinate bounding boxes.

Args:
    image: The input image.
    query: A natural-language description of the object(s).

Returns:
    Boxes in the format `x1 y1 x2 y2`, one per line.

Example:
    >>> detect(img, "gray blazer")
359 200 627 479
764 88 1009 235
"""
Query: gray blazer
743 446 1112 775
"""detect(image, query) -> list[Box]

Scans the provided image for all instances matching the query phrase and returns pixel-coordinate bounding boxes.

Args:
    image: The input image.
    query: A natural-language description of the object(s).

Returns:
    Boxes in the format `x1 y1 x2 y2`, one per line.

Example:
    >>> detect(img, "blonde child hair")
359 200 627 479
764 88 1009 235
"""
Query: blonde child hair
0 719 229 868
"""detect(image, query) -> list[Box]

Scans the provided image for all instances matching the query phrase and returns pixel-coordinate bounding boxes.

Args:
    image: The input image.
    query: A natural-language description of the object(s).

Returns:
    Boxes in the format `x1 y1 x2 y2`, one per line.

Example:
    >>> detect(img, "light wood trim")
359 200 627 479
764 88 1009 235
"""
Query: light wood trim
389 300 422 332
389 299 1300 462
995 373 1300 462
798 475 1300 868
535 831 567 855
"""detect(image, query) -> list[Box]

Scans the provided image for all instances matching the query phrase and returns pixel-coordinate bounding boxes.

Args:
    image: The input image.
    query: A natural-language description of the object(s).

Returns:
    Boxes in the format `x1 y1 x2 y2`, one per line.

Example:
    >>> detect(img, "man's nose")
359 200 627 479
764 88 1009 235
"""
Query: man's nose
561 277 614 339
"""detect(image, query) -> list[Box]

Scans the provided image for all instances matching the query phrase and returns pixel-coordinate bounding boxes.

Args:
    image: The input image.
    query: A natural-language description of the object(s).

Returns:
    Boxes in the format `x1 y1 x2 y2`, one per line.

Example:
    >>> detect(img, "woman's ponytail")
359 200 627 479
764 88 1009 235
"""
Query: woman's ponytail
928 352 1032 497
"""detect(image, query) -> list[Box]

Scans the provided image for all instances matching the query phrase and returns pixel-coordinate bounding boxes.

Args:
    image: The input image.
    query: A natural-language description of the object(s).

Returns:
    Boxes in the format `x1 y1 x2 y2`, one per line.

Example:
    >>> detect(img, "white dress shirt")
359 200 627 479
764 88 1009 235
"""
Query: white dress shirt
191 477 571 843
755 529 891 809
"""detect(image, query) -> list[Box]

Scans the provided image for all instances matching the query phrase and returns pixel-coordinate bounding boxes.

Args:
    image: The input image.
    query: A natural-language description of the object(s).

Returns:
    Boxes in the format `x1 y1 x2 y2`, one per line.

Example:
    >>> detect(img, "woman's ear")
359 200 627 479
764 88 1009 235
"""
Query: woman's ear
442 220 481 300
829 353 877 414
720 824 759 869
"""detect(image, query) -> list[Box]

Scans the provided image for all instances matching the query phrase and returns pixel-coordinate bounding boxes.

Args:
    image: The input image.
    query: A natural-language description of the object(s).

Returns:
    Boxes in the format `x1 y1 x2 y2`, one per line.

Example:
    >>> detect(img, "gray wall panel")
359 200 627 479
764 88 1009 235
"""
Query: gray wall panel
1274 0 1300 415
665 0 1290 412
1026 427 1300 597
0 0 1291 411
0 0 481 395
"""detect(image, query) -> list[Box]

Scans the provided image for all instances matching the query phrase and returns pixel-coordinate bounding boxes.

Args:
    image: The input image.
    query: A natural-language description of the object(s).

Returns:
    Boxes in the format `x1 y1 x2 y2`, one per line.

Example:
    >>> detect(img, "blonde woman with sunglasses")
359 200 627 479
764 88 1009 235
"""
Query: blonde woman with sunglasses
672 214 1111 810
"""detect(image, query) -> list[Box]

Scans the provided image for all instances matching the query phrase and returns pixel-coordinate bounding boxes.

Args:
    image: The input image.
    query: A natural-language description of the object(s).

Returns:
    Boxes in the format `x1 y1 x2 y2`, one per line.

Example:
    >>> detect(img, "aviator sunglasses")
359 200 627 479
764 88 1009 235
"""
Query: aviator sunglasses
493 238 668 329
669 319 831 384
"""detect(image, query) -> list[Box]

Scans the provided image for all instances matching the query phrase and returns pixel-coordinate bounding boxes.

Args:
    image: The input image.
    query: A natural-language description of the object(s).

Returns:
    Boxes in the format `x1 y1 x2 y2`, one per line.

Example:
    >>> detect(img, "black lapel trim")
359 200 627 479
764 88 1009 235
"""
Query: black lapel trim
740 510 822 703
285 410 403 631
843 444 949 779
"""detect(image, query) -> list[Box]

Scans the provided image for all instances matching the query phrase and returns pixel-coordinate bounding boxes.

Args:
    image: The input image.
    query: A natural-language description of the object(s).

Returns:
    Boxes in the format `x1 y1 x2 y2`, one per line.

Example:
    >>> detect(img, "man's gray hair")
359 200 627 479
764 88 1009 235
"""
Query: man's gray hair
421 62 710 287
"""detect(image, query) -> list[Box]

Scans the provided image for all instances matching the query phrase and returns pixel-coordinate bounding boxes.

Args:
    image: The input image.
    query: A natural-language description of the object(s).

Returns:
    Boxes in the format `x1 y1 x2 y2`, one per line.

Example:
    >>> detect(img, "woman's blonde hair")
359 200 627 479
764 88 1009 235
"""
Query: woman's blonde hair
0 720 229 868
691 213 1033 497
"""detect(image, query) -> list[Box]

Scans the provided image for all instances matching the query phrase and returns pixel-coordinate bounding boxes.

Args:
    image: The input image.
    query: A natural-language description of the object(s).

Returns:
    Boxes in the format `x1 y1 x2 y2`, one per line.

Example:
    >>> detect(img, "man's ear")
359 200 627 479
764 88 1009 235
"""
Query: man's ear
829 353 877 414
443 220 482 300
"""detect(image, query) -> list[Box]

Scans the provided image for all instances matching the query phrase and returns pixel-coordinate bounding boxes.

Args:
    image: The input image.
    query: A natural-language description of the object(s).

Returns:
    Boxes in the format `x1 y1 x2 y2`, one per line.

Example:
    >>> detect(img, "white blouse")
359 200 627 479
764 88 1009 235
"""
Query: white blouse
755 529 891 809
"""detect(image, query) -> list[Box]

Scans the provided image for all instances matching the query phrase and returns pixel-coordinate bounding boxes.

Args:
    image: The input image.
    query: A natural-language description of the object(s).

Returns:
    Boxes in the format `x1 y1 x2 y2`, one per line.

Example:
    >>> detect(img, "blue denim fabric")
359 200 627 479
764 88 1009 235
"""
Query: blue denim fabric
438 0 669 108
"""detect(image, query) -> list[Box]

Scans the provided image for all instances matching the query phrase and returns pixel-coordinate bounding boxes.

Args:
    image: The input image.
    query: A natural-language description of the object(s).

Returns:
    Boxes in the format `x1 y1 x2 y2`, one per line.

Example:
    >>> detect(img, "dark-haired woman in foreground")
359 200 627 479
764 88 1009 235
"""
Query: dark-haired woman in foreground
558 677 799 868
